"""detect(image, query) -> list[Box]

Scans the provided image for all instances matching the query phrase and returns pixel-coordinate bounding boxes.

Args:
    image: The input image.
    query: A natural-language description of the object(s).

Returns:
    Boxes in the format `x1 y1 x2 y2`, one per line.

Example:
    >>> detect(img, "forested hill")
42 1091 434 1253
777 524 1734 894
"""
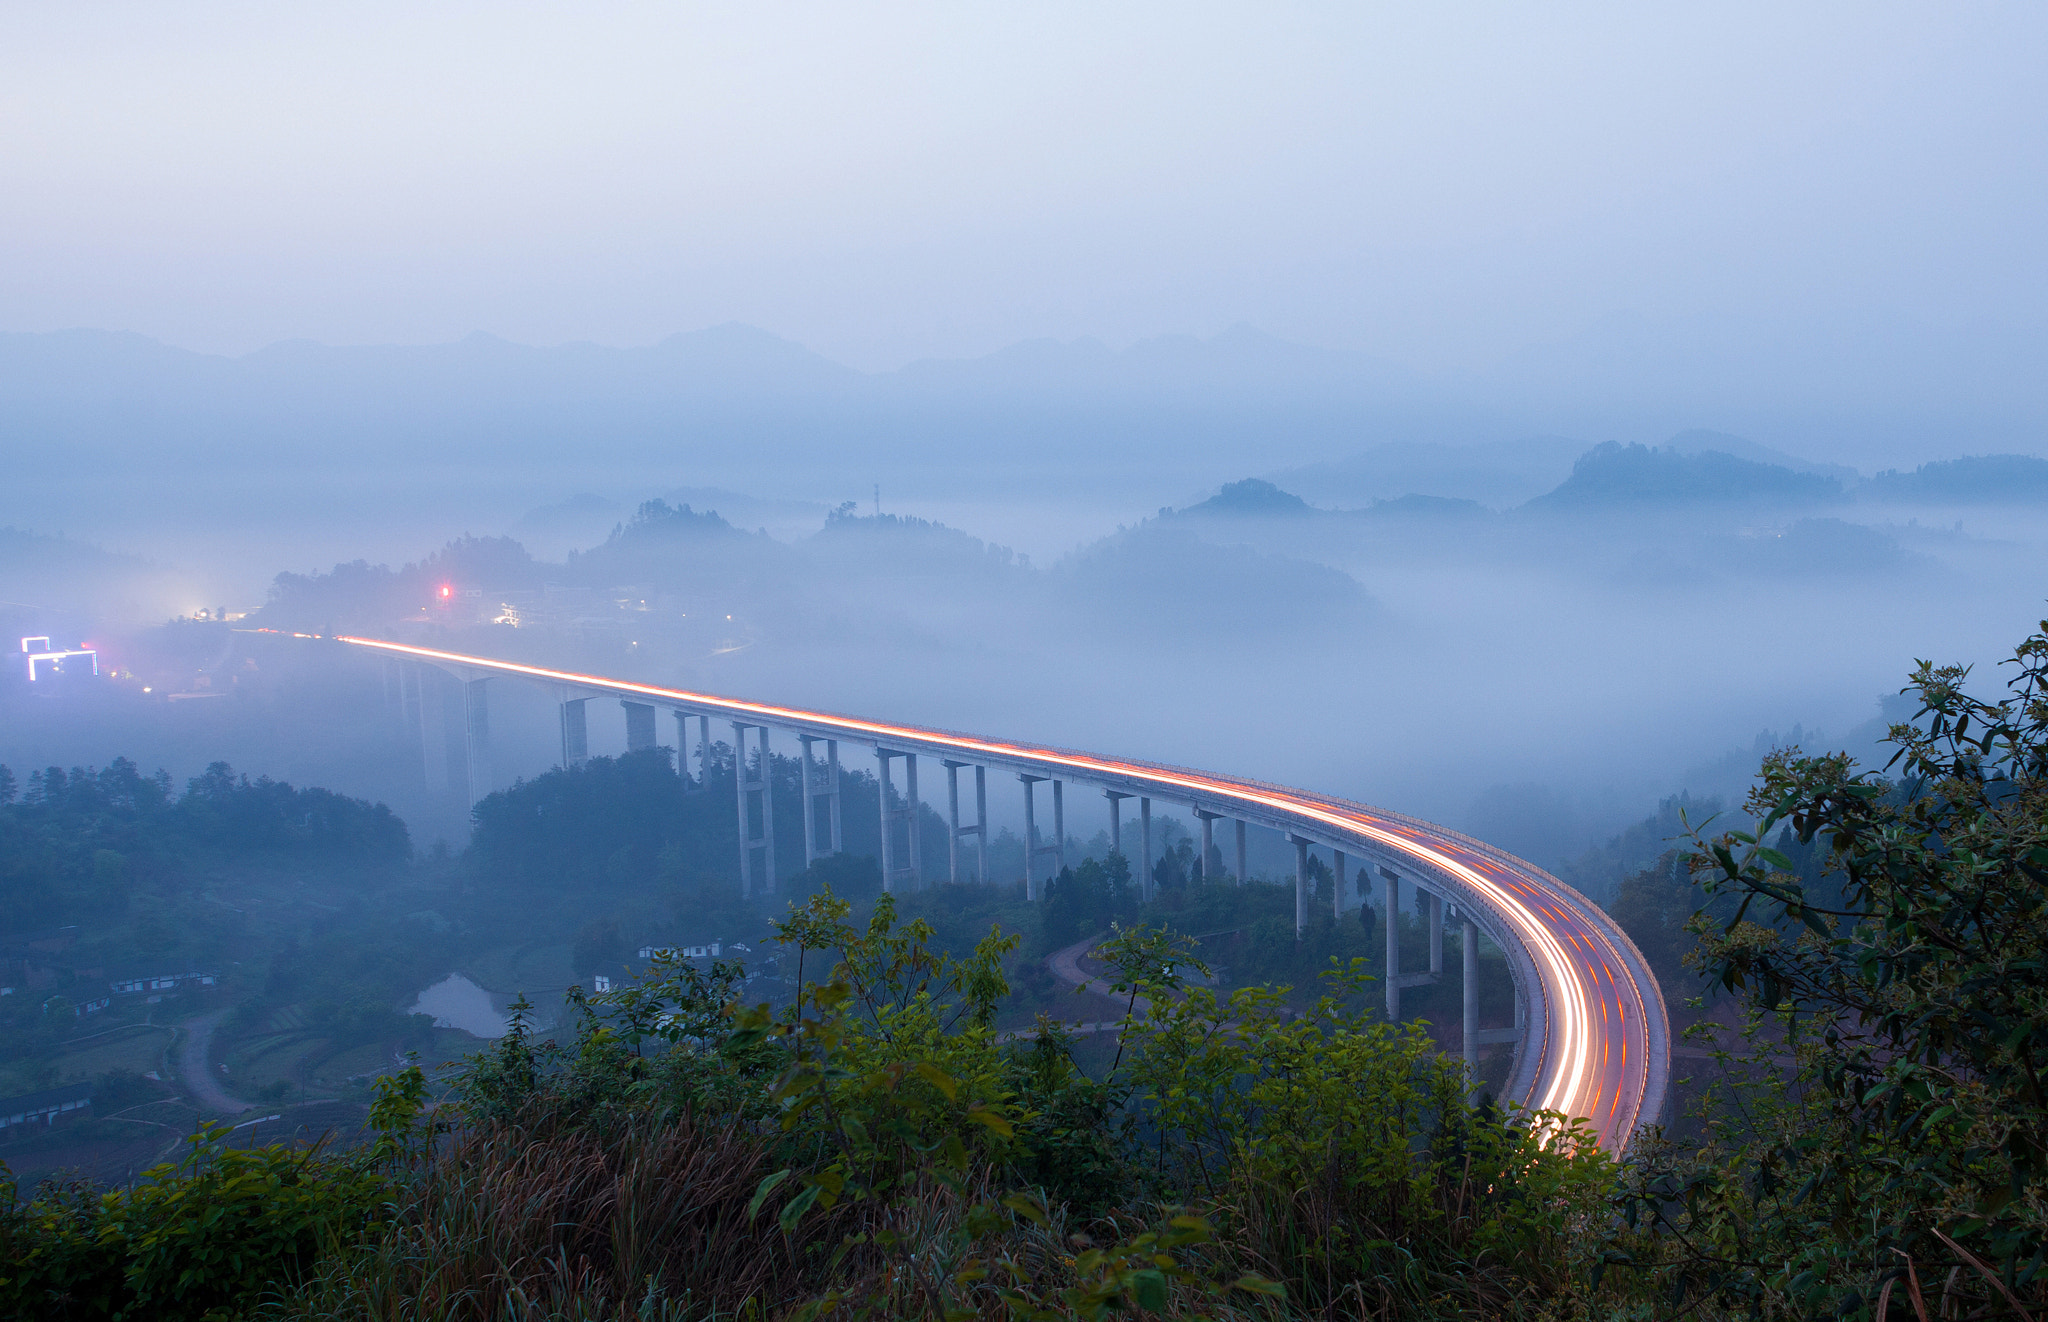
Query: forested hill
0 758 408 934
1525 441 1844 507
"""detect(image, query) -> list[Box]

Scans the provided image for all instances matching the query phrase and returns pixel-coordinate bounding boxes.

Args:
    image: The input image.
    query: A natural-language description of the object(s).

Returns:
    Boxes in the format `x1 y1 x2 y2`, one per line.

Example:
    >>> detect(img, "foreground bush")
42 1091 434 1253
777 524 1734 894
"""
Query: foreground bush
0 1121 391 1321
1609 616 2048 1319
248 895 1605 1320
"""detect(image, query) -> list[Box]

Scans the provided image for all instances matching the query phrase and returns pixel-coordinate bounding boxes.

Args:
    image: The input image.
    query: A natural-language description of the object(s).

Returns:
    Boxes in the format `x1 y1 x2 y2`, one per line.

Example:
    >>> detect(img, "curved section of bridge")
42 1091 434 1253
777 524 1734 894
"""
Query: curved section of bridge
340 635 1669 1151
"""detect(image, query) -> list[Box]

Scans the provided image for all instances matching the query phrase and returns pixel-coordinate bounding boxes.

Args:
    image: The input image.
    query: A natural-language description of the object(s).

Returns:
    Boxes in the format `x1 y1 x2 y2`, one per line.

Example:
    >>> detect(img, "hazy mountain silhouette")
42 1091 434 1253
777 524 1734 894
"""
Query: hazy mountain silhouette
1526 442 1842 508
1862 455 2048 503
1177 478 1317 518
1271 437 1586 510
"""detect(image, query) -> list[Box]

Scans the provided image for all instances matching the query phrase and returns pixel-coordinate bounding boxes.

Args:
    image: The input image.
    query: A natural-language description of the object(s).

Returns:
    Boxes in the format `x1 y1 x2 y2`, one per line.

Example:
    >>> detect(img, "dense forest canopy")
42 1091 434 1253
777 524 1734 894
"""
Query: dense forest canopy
0 759 407 934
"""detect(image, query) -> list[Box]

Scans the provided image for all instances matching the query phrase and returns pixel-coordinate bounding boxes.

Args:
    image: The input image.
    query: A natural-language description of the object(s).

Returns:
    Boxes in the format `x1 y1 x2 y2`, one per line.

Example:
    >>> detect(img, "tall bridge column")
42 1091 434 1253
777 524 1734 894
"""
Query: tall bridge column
943 761 987 883
411 665 447 790
1380 864 1443 1021
675 711 709 794
1052 779 1065 873
559 698 589 768
1140 797 1153 900
734 723 775 897
1235 819 1247 885
799 736 843 867
828 740 844 853
877 750 919 892
800 739 819 866
1194 808 1225 882
1463 918 1480 1078
462 678 491 807
1290 835 1311 936
1333 850 1348 920
621 700 656 752
1382 865 1402 1020
1460 908 1522 1074
1428 891 1444 976
1019 774 1058 899
1104 790 1131 857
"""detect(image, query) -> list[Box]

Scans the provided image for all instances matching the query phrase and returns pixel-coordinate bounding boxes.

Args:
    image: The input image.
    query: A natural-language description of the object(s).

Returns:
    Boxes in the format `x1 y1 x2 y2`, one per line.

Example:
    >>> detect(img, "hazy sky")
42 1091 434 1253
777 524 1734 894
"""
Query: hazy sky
2 3 2043 378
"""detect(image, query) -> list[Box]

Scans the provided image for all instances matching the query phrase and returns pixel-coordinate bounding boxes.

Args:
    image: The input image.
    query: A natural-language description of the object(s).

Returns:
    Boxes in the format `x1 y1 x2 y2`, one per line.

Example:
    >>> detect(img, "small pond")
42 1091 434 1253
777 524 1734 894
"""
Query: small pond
409 973 509 1039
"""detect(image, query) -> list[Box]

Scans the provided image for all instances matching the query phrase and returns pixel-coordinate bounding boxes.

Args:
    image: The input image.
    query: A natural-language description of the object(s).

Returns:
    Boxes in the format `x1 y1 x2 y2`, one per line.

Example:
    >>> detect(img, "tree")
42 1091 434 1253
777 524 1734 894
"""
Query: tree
1619 615 2048 1318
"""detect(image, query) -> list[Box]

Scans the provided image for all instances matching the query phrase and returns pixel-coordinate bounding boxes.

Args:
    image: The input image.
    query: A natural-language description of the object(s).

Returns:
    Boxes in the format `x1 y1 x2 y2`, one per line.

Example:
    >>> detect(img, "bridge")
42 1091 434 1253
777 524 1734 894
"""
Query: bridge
345 634 1670 1152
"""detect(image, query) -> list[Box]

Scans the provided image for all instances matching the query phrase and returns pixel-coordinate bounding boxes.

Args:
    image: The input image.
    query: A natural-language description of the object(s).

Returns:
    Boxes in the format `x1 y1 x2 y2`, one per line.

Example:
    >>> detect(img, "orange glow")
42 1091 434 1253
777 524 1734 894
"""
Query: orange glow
332 633 1667 1153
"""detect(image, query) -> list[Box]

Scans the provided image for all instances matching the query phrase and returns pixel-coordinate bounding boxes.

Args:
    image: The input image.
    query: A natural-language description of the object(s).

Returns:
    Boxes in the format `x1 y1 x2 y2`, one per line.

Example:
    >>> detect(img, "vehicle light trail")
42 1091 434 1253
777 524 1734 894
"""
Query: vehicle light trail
336 635 1669 1151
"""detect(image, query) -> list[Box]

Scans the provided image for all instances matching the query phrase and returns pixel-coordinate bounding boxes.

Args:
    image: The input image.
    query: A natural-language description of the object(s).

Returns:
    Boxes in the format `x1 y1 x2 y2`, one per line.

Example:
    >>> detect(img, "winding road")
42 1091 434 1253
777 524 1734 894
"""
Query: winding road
177 1010 252 1116
335 635 1670 1151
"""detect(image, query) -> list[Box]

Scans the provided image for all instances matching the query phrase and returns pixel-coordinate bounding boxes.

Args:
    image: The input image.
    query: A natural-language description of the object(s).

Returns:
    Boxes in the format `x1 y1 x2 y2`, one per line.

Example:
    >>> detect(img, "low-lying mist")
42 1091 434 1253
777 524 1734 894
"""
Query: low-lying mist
7 417 2043 886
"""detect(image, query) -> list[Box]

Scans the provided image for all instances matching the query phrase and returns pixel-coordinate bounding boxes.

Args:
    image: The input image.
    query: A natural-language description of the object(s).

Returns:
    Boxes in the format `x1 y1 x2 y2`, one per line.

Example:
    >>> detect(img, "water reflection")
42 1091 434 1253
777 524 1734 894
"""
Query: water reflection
409 973 509 1038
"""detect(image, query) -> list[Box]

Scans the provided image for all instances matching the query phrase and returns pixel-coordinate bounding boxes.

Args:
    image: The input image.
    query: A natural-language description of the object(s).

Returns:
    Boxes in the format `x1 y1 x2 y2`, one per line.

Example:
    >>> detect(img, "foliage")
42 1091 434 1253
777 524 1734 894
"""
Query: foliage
0 1120 393 1322
0 756 408 933
1611 616 2048 1318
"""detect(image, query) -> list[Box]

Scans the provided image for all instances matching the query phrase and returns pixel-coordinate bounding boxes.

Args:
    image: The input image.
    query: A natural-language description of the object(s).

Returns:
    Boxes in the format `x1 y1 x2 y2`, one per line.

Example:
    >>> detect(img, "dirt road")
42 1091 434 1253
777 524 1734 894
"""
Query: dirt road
177 1010 252 1115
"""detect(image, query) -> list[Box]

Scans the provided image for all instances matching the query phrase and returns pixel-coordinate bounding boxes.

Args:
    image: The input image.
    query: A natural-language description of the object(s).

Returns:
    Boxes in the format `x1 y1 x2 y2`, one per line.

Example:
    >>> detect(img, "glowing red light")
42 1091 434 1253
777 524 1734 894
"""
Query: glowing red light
439 585 452 599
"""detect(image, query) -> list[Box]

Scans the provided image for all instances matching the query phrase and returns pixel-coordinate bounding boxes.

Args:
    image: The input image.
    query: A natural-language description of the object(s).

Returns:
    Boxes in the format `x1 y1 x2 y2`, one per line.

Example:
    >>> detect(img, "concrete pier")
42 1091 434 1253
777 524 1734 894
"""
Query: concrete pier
876 750 920 892
1333 849 1347 920
413 666 449 792
462 679 491 806
675 711 710 794
1382 865 1401 1020
1235 819 1247 885
1380 865 1445 1022
799 736 843 867
1104 790 1131 857
1140 797 1153 900
1052 780 1065 873
1291 835 1310 936
734 723 776 896
622 700 656 752
1463 919 1480 1077
943 761 987 884
1020 774 1059 899
559 698 589 768
1194 808 1225 881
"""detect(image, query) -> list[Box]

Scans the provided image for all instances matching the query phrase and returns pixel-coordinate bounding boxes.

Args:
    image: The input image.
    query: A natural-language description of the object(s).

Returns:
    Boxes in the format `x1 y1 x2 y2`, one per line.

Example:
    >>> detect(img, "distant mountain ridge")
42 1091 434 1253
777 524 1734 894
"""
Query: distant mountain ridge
1526 442 1843 508
1863 454 2048 503
0 322 1427 413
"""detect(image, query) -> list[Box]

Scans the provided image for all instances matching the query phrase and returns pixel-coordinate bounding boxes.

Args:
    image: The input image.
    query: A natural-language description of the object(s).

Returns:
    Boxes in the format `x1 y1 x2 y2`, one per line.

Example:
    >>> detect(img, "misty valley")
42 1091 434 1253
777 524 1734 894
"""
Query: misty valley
5 418 2048 1318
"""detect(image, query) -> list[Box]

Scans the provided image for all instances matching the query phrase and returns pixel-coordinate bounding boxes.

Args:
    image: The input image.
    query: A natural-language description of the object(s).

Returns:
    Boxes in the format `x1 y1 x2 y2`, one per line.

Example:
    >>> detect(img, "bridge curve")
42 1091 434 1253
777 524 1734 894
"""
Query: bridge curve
339 635 1669 1151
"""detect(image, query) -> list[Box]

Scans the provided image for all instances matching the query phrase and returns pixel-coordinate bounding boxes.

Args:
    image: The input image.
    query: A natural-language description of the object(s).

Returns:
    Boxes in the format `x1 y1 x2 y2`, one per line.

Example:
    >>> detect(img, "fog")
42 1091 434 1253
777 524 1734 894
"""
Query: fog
3 4 2046 887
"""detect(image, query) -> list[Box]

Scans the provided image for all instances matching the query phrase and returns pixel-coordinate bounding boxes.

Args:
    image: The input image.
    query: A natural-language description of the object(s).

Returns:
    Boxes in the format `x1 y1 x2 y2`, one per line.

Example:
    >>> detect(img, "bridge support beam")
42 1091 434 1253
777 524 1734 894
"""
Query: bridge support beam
1235 819 1247 885
676 711 710 794
1104 790 1131 858
1383 866 1401 1019
1380 865 1443 1022
799 736 843 867
558 697 589 769
877 750 919 892
1463 918 1479 1078
622 700 656 753
1020 774 1059 899
1333 849 1347 920
463 678 491 806
1053 781 1065 873
1194 809 1225 882
1290 835 1311 936
734 723 775 897
1140 797 1153 899
1428 891 1444 977
944 761 986 883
